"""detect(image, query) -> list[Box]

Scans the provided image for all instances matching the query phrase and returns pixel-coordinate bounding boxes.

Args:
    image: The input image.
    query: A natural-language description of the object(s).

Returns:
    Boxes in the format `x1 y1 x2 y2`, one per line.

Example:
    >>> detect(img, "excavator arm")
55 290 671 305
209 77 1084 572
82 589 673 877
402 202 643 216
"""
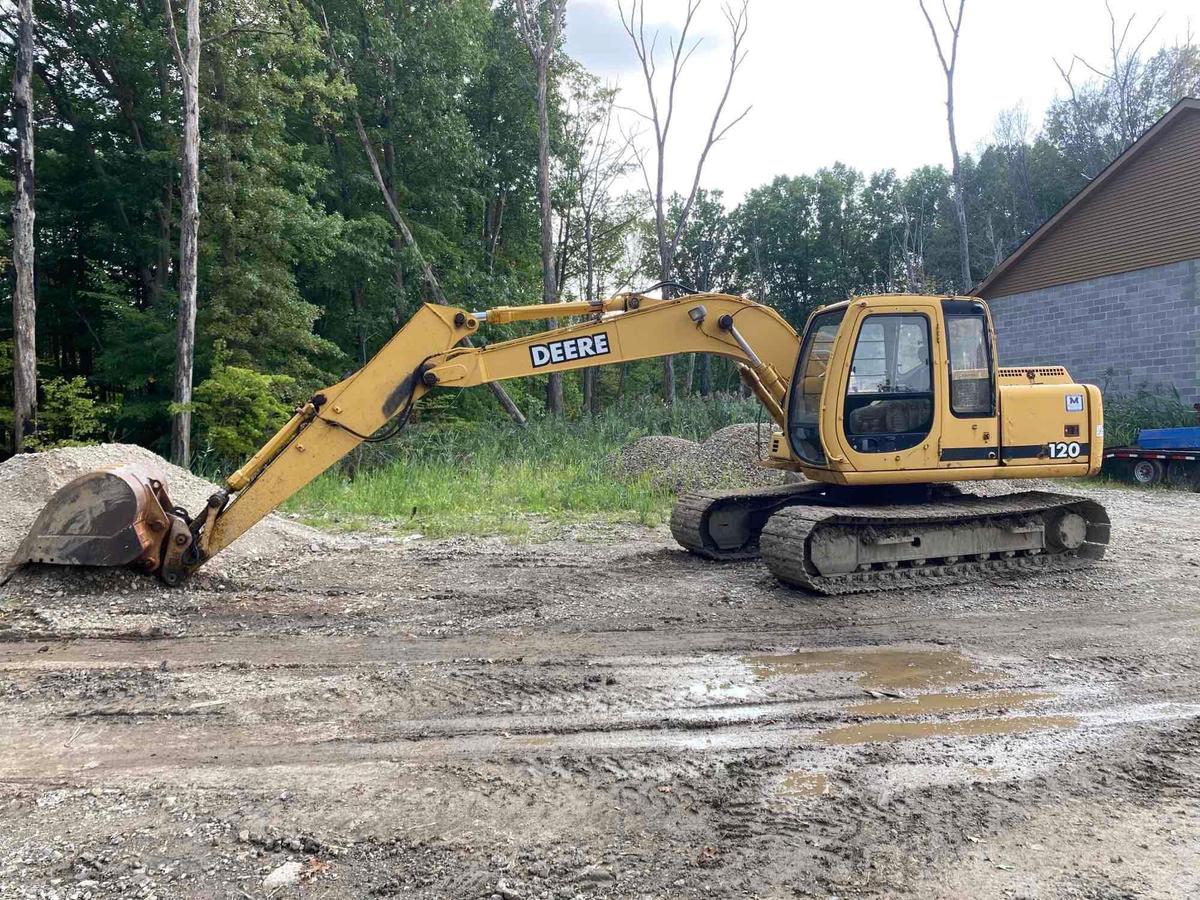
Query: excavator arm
8 292 800 584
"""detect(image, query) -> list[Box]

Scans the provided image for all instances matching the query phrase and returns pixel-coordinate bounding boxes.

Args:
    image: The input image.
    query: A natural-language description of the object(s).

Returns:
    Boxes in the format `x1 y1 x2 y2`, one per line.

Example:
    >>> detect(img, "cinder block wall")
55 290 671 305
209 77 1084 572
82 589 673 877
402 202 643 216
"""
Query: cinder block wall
987 258 1199 402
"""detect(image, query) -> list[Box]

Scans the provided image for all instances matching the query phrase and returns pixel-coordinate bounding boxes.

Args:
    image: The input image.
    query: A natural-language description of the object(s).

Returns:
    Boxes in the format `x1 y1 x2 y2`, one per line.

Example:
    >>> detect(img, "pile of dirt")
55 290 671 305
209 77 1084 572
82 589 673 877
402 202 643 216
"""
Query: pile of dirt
0 443 329 574
611 423 802 493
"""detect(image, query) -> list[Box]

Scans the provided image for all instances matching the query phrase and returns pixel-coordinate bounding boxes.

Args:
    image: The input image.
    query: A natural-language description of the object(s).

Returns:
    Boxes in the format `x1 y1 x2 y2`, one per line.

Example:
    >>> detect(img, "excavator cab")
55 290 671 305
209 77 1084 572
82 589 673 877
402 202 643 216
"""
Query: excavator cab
781 295 1105 486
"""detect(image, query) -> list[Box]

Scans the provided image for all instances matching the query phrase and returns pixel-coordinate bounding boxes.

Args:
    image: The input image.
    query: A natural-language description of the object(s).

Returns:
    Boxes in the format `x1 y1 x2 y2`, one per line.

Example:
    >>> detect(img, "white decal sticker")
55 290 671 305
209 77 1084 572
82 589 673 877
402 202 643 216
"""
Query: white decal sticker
1048 441 1083 459
530 332 611 368
1096 424 1104 438
1065 393 1084 413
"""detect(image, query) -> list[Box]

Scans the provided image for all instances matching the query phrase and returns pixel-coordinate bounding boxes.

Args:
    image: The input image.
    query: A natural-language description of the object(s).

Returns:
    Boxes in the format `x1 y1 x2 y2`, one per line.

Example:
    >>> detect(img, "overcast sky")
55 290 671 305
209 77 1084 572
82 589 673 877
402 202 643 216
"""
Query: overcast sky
564 0 1197 201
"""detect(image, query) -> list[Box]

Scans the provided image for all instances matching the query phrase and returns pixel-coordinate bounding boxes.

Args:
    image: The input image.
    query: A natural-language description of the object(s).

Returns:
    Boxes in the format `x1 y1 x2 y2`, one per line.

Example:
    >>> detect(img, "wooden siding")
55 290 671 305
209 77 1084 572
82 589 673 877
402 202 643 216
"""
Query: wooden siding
981 106 1200 299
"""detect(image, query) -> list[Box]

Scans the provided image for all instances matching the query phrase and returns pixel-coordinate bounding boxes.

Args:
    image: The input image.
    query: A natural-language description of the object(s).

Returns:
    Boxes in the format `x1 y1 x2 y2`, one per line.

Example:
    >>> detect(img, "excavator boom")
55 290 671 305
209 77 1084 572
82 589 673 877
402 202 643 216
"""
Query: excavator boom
7 292 799 584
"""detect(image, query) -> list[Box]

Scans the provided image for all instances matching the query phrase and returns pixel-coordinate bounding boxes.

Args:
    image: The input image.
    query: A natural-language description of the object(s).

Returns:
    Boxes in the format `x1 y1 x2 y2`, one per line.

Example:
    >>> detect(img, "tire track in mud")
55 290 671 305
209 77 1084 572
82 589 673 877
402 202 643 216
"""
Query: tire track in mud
3 639 1197 785
7 589 1200 664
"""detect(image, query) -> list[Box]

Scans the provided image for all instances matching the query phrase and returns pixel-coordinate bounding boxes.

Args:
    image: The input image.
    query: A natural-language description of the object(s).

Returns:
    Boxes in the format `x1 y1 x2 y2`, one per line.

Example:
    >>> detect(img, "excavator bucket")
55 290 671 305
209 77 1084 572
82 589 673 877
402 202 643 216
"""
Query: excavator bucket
5 466 177 579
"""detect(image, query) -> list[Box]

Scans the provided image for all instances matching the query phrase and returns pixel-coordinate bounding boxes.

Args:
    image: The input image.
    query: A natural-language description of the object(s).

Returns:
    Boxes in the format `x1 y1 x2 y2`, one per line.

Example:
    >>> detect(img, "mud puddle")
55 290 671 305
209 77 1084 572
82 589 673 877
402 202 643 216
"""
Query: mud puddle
817 715 1079 745
846 690 1054 717
746 647 1076 747
745 647 991 691
776 771 829 798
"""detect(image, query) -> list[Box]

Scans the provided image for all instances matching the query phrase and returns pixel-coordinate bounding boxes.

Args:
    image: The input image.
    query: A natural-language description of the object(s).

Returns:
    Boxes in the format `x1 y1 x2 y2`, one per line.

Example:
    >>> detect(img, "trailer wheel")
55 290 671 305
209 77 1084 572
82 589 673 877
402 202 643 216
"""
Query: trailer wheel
1131 458 1165 486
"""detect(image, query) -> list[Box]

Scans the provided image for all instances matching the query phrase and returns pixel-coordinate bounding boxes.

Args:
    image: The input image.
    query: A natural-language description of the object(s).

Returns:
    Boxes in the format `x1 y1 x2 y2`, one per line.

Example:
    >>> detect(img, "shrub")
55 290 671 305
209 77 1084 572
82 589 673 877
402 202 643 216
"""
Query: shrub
193 363 296 460
1102 385 1197 448
23 376 119 450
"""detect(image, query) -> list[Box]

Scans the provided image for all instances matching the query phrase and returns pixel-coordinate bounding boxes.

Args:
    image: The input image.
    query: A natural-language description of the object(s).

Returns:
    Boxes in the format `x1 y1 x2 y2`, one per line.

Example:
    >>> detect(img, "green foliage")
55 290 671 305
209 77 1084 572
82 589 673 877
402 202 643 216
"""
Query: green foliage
1100 385 1198 449
193 361 296 461
3 0 552 457
23 377 118 450
286 394 760 535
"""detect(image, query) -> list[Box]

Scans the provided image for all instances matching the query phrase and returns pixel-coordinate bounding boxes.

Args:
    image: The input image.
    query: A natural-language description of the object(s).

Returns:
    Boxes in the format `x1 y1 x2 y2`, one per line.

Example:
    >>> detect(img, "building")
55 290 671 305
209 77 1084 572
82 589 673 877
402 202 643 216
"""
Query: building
977 97 1200 402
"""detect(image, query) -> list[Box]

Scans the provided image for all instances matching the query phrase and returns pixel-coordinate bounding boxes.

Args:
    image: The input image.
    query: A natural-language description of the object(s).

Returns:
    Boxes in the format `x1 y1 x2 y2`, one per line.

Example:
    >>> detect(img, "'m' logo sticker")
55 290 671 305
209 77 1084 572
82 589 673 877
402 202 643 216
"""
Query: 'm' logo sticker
530 333 611 368
1065 393 1084 413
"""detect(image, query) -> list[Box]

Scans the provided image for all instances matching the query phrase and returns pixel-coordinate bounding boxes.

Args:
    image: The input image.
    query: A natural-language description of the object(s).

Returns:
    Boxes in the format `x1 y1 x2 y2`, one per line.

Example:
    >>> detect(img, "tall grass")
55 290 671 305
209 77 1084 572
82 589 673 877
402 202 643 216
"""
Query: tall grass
1101 386 1197 448
284 394 761 536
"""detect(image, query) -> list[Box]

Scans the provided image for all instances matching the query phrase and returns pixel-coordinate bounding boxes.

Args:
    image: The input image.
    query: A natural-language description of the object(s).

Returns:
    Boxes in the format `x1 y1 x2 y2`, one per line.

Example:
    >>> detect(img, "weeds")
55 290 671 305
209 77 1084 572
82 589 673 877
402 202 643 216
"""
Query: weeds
1100 385 1197 448
285 394 760 536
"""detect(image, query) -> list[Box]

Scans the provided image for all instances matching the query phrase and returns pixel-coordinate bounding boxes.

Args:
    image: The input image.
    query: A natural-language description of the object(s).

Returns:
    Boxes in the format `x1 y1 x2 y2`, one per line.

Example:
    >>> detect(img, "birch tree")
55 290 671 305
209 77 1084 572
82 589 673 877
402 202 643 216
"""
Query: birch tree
514 0 568 416
561 75 634 412
10 0 37 451
620 0 749 405
165 0 200 467
918 0 972 291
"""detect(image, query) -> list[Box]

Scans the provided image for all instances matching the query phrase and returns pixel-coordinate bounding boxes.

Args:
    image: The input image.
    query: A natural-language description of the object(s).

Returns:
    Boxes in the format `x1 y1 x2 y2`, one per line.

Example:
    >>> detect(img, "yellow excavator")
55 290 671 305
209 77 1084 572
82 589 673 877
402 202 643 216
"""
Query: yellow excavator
7 289 1109 593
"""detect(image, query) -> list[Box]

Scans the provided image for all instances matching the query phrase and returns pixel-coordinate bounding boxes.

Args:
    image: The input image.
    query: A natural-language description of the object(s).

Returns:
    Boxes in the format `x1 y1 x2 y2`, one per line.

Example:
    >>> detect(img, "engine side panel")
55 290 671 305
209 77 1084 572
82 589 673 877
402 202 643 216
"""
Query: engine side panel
999 382 1102 472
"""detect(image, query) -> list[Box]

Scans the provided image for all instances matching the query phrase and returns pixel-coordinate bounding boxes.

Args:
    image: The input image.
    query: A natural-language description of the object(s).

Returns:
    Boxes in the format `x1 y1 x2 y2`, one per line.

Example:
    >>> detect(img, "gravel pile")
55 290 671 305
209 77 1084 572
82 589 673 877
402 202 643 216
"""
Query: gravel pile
612 423 803 493
0 443 327 574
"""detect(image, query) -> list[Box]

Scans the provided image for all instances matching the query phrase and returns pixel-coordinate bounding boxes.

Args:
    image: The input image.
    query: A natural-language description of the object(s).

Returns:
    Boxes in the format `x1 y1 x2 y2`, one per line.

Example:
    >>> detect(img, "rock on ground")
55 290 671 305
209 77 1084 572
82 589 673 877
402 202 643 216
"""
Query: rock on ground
263 859 305 889
611 423 803 493
0 443 328 574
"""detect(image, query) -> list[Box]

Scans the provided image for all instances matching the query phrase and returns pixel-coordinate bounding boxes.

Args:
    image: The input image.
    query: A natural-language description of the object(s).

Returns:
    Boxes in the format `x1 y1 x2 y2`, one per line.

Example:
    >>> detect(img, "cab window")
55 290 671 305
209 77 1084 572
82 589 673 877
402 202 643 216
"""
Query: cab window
787 307 845 465
944 303 994 417
843 314 933 453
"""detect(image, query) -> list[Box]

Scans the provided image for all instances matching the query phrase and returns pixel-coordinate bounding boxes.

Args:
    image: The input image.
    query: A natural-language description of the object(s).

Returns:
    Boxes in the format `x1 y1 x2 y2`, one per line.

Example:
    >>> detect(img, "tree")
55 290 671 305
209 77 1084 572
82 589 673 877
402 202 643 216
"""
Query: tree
1049 5 1200 178
670 189 734 394
164 0 200 467
317 3 527 425
556 69 634 412
513 0 568 416
10 0 37 451
895 165 954 291
620 0 749 405
918 0 972 291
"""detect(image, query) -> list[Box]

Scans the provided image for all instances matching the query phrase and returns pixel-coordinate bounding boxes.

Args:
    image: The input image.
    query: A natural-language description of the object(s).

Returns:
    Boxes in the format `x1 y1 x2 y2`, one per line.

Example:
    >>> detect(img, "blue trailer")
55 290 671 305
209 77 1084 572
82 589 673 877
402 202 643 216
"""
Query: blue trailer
1104 422 1200 489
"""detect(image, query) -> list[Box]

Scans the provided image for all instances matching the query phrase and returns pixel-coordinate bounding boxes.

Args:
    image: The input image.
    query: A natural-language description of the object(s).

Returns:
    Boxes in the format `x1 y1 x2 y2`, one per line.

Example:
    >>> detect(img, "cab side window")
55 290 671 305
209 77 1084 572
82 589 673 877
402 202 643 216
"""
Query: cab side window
945 309 994 417
844 314 933 453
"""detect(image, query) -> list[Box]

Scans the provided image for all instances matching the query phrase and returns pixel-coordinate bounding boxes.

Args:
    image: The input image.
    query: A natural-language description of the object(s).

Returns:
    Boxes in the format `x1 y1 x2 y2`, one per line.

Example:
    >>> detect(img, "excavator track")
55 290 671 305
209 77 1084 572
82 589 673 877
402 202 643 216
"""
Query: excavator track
670 481 824 560
758 491 1110 595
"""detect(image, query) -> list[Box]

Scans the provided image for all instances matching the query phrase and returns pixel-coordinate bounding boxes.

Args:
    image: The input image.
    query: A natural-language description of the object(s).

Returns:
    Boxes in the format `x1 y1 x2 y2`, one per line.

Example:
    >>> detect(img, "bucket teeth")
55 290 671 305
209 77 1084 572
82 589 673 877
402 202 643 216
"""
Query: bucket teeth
6 465 175 577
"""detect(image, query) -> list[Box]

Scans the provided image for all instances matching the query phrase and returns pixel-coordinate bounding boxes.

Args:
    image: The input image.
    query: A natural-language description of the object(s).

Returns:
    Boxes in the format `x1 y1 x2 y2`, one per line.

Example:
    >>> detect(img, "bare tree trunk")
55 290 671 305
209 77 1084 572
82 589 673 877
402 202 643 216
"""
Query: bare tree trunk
165 0 199 467
581 217 601 414
659 250 676 406
696 353 711 396
534 65 563 415
621 0 749 407
919 0 971 291
11 0 37 452
515 0 568 417
347 283 369 477
487 192 505 273
947 85 972 290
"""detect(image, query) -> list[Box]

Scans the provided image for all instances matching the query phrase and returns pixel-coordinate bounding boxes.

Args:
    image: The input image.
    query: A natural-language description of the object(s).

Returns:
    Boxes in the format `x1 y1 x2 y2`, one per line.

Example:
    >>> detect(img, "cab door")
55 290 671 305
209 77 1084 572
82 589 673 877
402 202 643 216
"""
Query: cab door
936 299 1000 470
825 300 940 473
